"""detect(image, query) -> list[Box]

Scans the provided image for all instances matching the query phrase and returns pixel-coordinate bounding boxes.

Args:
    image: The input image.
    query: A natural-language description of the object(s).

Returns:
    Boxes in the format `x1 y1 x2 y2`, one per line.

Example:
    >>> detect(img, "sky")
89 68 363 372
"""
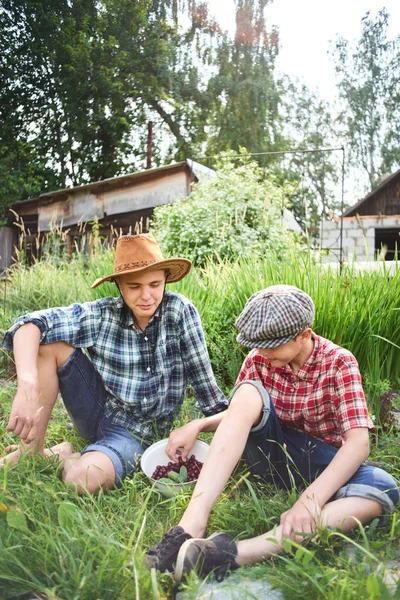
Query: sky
207 0 400 100
205 0 400 201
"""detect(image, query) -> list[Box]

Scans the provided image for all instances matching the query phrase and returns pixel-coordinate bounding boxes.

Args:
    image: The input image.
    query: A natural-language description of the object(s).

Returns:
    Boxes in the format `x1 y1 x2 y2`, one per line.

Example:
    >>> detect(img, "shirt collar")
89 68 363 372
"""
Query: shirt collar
295 334 320 379
267 333 320 380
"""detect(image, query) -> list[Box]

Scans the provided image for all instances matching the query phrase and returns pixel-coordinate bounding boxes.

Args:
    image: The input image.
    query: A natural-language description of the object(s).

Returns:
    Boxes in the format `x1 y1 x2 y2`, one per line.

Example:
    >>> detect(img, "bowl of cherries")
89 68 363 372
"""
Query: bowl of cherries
140 438 209 497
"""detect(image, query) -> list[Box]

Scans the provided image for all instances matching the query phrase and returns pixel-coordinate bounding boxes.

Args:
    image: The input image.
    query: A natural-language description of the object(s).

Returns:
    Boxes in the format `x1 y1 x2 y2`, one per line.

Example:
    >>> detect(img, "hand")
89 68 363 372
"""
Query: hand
6 373 42 445
165 420 203 462
280 495 322 543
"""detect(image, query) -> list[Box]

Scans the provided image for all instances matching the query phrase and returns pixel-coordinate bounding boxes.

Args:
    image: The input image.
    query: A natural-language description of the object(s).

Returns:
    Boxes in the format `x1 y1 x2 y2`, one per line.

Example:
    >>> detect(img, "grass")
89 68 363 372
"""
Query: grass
0 382 399 600
0 240 399 598
3 246 400 416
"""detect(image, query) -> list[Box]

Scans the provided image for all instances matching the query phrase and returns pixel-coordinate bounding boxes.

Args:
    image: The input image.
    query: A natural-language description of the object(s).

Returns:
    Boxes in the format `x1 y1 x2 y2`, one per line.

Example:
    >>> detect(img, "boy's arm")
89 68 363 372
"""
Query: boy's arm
6 323 43 443
4 301 103 445
280 427 370 540
3 301 104 351
165 410 227 461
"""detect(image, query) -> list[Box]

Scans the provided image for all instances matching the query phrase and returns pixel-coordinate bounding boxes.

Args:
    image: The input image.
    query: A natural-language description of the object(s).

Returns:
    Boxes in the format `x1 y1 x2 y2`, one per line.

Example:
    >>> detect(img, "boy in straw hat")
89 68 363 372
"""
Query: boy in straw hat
0 234 227 493
146 285 398 581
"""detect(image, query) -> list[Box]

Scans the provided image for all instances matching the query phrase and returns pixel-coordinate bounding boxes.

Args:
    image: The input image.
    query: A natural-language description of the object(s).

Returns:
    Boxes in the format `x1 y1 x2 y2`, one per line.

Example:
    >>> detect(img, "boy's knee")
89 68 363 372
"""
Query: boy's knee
229 383 264 425
62 454 116 494
63 470 94 495
38 342 74 368
63 466 105 495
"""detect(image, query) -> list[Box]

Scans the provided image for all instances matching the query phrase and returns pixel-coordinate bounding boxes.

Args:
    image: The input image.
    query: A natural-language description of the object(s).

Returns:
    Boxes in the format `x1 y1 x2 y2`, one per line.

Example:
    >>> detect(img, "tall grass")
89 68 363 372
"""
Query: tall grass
0 243 399 598
2 245 400 416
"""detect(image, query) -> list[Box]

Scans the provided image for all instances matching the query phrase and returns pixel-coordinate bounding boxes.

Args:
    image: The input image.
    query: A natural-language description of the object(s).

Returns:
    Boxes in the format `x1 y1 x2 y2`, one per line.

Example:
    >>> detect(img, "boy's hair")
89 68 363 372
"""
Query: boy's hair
236 285 314 348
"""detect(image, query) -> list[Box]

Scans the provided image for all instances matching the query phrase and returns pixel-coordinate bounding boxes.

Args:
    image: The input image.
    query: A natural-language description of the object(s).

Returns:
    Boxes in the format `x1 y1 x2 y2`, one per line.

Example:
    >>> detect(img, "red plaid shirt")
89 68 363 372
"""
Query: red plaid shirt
236 334 374 446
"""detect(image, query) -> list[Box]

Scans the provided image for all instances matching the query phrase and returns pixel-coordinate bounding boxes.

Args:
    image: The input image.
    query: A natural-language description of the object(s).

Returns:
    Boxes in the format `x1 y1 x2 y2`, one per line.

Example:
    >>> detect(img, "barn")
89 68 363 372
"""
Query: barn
321 169 400 262
0 160 211 270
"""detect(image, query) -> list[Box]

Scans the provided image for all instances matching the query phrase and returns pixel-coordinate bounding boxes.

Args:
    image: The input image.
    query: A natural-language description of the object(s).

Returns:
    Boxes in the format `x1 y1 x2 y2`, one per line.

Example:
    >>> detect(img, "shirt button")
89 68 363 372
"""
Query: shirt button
143 397 147 402
144 336 148 341
147 367 151 372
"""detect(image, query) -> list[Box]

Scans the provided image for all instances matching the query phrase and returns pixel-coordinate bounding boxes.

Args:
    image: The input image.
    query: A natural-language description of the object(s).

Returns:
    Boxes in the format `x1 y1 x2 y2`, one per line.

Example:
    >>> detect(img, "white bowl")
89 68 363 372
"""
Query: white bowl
140 438 209 497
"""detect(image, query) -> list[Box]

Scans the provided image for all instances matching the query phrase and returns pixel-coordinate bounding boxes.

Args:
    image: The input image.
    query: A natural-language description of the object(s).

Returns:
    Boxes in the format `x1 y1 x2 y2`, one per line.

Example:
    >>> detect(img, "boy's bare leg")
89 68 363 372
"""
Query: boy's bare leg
0 341 74 467
60 451 117 495
1 338 117 494
178 383 264 537
2 442 116 496
235 496 383 566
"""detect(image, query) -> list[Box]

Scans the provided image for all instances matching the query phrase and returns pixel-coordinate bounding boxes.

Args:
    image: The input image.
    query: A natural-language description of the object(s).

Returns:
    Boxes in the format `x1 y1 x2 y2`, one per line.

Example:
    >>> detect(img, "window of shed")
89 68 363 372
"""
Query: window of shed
375 228 400 260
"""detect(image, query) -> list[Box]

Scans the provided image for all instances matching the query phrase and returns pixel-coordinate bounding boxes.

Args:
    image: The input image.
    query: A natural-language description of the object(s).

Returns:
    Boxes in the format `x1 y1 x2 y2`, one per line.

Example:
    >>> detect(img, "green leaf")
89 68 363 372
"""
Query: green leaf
57 501 84 529
179 466 188 482
366 573 381 598
7 508 29 533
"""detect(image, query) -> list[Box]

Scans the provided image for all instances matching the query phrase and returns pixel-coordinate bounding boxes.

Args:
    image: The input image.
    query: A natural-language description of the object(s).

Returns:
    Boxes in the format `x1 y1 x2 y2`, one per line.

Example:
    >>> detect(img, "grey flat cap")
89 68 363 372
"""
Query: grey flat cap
236 284 315 348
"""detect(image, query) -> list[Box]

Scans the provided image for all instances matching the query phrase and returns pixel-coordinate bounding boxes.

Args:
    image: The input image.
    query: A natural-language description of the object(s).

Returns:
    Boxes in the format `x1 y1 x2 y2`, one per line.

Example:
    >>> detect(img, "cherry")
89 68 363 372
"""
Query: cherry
151 454 204 481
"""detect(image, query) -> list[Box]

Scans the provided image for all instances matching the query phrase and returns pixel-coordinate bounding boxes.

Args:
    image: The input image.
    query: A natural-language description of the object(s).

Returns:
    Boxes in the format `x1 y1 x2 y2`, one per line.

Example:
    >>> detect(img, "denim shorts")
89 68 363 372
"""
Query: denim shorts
57 348 148 484
230 381 399 519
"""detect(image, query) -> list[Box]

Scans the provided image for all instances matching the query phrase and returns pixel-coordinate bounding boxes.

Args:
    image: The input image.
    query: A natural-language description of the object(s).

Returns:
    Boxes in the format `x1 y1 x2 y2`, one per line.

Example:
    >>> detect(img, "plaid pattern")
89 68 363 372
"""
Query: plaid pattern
236 285 315 348
3 292 227 442
236 334 374 445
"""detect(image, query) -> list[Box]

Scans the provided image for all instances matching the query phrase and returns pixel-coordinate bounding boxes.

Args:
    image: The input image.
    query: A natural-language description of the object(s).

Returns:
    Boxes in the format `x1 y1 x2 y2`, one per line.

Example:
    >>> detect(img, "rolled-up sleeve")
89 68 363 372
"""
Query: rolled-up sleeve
2 302 103 350
179 302 227 415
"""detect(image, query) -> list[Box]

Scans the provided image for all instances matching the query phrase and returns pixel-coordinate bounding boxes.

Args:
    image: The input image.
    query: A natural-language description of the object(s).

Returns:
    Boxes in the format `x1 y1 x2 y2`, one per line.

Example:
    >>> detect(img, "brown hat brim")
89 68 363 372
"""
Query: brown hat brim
91 258 192 288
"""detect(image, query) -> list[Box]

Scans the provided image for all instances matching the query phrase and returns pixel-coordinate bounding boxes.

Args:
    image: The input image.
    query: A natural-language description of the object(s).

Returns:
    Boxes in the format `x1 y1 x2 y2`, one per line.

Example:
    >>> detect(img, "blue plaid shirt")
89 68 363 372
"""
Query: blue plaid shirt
3 292 227 441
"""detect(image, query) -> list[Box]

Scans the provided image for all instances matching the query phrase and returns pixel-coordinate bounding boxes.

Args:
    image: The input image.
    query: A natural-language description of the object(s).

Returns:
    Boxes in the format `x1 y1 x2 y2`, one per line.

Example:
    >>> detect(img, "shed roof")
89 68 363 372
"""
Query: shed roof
343 168 400 217
14 159 212 206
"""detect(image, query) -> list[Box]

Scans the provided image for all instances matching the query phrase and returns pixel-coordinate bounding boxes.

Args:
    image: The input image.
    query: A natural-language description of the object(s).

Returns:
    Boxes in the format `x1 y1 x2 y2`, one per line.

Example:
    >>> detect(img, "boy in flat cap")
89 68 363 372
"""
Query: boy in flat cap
146 284 399 581
0 234 227 493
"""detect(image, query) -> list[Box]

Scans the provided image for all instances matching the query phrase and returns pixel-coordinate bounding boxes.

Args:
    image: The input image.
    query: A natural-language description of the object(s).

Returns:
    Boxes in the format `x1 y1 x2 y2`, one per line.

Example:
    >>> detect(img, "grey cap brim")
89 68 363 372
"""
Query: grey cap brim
236 332 298 349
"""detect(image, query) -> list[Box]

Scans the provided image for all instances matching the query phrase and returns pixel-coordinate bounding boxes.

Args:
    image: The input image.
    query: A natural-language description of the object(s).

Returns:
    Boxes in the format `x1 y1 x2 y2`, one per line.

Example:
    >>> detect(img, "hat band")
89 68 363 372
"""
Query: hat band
115 259 157 272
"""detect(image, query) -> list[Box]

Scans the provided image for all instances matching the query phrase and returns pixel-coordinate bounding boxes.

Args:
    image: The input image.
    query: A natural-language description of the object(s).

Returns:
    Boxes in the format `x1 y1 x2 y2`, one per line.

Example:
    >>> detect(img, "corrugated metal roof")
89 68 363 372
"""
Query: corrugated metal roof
14 159 213 206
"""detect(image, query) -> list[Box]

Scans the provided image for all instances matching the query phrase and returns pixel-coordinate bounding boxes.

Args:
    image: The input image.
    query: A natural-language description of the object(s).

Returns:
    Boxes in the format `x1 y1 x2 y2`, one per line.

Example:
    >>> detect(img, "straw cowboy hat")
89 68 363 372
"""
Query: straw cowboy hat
91 233 192 288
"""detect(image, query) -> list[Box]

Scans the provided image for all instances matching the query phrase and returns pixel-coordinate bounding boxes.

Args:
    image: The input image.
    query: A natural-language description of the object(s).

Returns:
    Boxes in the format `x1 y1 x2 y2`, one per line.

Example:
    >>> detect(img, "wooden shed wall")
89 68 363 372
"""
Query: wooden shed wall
347 175 400 216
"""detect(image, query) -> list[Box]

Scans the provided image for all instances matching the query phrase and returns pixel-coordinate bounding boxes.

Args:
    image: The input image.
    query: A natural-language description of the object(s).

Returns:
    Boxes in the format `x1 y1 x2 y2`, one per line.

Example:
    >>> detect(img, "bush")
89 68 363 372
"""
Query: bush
151 155 300 265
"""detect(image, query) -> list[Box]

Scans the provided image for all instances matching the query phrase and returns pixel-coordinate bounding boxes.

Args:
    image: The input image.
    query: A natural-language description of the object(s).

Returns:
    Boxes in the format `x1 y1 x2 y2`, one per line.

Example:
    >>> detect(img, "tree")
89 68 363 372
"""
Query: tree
204 0 282 157
332 9 400 187
1 0 332 224
0 0 170 190
139 0 283 163
0 0 284 201
274 79 342 238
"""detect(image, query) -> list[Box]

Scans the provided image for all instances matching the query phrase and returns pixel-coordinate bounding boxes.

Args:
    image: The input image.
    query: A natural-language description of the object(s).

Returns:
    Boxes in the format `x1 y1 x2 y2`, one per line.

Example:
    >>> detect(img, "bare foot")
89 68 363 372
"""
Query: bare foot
0 445 20 467
0 444 44 468
45 441 75 461
0 441 75 468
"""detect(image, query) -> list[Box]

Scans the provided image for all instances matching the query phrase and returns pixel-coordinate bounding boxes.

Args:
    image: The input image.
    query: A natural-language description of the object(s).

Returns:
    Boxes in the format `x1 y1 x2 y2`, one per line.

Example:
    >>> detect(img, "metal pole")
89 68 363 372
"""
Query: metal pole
339 147 345 266
146 122 153 170
195 147 344 160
